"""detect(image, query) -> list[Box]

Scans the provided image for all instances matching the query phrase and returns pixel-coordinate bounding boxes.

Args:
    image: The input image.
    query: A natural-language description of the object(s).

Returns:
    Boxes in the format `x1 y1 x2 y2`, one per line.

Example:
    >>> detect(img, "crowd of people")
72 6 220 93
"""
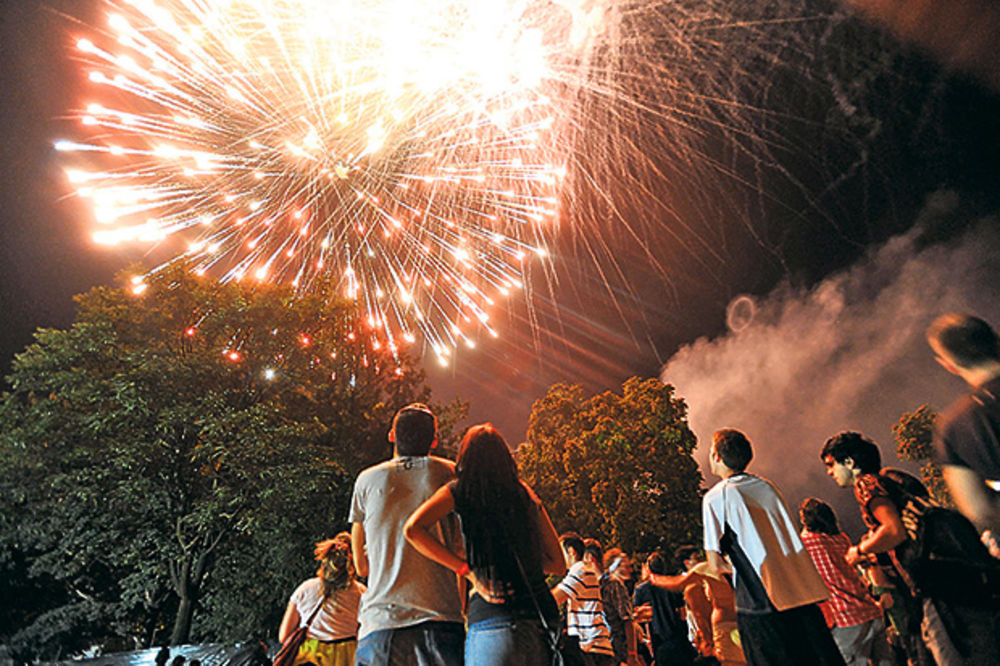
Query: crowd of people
276 312 1000 666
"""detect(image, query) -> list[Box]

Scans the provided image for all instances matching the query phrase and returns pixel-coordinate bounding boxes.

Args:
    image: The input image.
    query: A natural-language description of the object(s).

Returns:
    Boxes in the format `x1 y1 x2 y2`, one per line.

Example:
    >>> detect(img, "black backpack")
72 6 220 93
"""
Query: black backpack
880 469 1000 606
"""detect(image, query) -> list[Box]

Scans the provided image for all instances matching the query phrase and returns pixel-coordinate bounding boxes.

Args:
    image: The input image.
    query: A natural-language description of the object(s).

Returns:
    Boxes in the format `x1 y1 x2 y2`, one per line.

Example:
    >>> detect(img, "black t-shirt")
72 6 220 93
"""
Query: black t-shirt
633 581 688 647
934 377 1000 481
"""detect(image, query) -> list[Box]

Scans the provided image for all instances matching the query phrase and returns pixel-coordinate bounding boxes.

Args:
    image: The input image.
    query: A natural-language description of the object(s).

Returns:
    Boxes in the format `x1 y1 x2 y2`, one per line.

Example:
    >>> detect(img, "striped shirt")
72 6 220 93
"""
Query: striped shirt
556 561 614 656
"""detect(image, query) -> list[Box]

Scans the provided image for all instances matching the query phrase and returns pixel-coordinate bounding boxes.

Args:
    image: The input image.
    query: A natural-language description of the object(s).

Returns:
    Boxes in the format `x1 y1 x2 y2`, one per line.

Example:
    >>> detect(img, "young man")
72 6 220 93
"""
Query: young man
703 429 841 665
821 430 1000 666
798 497 892 666
927 313 1000 551
633 550 698 666
596 544 640 666
552 532 616 666
350 403 465 665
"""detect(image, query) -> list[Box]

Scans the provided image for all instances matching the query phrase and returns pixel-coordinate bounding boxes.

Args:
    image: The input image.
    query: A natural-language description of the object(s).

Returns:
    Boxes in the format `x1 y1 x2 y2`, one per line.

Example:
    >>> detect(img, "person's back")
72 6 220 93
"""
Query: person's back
350 404 465 665
705 429 842 666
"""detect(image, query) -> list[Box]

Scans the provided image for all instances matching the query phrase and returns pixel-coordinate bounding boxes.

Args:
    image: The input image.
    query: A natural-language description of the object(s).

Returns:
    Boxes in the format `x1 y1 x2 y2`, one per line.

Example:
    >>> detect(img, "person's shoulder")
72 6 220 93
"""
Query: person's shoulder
356 458 395 480
703 479 727 500
427 455 456 471
291 577 320 600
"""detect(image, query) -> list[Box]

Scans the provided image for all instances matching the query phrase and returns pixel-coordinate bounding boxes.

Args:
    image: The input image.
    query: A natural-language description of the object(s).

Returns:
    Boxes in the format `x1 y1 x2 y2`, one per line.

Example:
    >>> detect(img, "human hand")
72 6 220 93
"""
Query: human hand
845 545 865 567
878 592 894 611
634 603 653 623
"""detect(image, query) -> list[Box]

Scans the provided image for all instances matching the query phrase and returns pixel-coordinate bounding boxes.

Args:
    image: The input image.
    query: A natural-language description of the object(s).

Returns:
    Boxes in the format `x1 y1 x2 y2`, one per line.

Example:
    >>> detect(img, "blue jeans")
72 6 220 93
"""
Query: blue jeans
355 620 465 666
465 616 551 666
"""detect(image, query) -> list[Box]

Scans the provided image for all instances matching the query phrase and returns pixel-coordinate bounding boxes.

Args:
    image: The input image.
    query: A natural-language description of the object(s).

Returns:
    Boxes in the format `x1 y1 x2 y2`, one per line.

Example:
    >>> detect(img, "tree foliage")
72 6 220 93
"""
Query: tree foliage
0 266 455 658
518 377 703 556
893 404 953 507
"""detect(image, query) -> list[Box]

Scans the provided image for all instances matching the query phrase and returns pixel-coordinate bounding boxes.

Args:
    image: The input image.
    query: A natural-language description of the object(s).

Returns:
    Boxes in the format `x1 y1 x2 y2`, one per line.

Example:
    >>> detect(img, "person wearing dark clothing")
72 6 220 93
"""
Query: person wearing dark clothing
634 552 697 666
823 430 1000 665
927 313 1000 554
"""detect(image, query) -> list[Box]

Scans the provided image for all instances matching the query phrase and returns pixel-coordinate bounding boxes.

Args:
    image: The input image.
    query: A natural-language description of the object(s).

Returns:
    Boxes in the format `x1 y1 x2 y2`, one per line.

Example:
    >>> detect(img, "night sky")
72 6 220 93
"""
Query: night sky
2 0 999 535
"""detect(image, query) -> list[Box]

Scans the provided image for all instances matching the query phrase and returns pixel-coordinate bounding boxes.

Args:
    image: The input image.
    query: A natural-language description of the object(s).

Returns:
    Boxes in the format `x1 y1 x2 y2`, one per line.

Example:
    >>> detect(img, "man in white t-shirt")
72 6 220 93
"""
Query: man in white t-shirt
552 532 616 665
703 428 843 665
350 403 465 665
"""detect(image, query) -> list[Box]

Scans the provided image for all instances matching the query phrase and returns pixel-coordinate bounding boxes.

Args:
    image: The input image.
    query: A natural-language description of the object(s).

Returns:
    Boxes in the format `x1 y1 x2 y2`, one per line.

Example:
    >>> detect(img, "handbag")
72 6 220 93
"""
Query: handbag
272 593 328 666
513 553 588 666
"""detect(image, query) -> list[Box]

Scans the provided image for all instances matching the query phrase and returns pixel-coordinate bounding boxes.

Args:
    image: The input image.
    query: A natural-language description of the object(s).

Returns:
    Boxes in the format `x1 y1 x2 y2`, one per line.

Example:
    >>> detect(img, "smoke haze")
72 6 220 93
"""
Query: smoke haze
661 192 1000 536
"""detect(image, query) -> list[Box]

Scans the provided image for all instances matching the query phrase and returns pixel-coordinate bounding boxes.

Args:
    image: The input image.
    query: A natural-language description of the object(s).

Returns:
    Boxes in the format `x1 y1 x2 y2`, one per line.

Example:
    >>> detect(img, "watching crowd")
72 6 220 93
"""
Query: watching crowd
276 313 1000 666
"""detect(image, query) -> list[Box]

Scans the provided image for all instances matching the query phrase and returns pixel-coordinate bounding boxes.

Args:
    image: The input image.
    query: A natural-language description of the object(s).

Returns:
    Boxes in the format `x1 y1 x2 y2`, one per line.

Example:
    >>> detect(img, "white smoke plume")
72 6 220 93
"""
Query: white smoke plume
661 192 1000 535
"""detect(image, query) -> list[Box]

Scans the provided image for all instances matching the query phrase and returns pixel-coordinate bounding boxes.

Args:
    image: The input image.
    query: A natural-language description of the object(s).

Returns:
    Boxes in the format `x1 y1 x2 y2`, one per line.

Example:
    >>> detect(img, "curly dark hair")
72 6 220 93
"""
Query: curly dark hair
820 431 881 475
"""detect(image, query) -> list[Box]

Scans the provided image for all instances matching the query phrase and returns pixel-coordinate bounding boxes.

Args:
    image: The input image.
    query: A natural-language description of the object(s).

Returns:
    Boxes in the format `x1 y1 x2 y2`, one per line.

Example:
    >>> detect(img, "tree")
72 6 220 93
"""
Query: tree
0 265 451 657
893 405 953 506
518 377 703 556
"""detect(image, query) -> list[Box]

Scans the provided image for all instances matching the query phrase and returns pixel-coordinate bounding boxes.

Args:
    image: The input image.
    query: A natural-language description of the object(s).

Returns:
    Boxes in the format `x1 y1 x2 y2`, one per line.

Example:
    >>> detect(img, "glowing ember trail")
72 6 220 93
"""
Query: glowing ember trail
57 0 602 364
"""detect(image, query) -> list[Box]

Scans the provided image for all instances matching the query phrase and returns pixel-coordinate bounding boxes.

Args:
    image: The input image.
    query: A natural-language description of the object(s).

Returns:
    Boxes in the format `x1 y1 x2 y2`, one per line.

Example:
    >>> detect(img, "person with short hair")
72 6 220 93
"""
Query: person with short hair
633 551 698 666
821 430 1000 665
278 532 365 666
599 546 640 666
927 313 1000 551
552 532 616 665
704 429 842 665
350 403 465 665
798 498 891 666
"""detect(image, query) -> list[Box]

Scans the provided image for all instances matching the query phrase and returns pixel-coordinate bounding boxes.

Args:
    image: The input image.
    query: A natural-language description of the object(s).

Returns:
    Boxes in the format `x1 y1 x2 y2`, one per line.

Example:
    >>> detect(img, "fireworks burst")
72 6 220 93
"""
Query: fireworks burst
58 0 609 363
60 0 890 368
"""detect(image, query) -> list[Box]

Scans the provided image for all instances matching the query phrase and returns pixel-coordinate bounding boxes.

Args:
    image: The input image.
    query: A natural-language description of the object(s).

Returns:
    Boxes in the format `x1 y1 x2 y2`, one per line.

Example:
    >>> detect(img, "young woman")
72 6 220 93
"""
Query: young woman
404 423 566 666
278 532 365 666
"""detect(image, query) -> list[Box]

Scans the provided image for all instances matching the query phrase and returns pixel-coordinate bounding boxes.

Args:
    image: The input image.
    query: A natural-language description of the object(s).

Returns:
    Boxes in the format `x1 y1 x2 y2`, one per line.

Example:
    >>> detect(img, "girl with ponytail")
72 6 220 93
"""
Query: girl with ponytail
278 532 365 666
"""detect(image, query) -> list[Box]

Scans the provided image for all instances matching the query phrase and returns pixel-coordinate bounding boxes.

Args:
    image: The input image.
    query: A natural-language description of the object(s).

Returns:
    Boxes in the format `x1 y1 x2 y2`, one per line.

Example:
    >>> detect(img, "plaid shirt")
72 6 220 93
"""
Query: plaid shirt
800 530 882 628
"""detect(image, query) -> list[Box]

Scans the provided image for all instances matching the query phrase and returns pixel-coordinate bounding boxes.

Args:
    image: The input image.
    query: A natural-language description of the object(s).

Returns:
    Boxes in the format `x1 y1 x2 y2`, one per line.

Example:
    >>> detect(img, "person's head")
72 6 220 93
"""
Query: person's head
799 497 840 535
456 423 518 487
170 657 185 666
155 647 170 666
710 429 753 476
314 531 354 597
390 403 437 456
560 532 585 566
583 538 603 569
820 431 881 486
644 551 666 577
928 313 1000 376
603 547 632 581
674 544 703 572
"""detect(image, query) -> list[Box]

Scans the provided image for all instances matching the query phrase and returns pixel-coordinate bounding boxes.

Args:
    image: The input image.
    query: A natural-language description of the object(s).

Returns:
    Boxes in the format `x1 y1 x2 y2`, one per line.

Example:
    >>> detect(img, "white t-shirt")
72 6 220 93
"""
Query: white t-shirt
349 455 464 638
290 577 365 641
703 473 828 612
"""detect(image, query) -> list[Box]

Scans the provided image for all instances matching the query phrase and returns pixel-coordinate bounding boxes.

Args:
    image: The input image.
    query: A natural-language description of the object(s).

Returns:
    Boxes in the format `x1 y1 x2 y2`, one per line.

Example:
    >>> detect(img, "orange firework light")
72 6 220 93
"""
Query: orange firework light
56 0 601 364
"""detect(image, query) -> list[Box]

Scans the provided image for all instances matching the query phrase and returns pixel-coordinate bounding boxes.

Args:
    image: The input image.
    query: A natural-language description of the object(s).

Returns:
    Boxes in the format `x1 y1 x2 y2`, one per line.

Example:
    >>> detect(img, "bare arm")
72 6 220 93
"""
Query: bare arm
403 484 467 573
277 601 300 644
847 498 907 565
648 569 698 593
703 550 731 578
351 521 368 579
942 464 1000 532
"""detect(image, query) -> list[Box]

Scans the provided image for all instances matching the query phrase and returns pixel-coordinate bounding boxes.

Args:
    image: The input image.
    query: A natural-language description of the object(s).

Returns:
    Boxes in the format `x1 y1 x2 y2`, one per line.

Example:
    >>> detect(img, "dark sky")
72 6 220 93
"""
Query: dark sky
2 0 999 509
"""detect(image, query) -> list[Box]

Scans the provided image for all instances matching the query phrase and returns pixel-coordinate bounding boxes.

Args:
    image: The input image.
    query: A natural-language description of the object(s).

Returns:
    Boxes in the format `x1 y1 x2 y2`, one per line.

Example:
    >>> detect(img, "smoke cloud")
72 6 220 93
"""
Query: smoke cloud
661 192 1000 535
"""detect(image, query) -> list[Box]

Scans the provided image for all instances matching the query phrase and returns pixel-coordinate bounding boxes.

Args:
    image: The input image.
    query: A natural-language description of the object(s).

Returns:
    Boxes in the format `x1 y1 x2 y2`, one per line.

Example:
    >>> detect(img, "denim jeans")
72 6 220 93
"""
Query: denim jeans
354 620 465 666
464 616 551 666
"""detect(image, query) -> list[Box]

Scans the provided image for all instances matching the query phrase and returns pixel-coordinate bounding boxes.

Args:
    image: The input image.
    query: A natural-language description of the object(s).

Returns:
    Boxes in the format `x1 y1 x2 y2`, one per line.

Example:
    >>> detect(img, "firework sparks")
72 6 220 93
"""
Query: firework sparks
58 0 599 363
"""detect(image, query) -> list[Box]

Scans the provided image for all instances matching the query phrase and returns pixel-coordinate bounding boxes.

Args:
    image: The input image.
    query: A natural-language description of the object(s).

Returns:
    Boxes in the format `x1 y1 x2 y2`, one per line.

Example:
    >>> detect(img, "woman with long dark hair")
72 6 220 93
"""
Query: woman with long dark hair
404 423 566 665
278 532 364 666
